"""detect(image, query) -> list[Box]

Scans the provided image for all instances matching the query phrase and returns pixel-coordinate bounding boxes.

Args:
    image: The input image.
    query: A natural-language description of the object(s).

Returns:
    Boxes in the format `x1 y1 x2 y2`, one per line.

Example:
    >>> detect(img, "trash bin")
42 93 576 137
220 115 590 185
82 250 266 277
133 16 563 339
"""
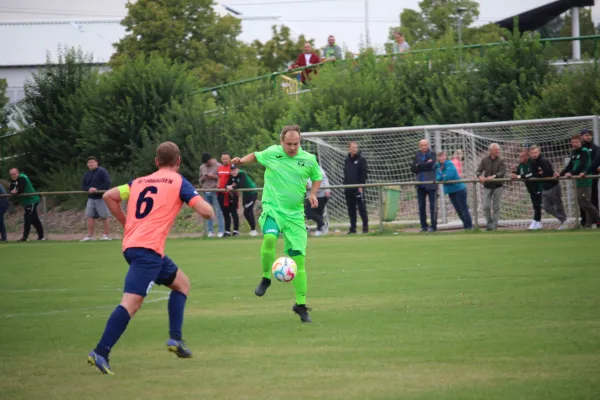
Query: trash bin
382 188 401 222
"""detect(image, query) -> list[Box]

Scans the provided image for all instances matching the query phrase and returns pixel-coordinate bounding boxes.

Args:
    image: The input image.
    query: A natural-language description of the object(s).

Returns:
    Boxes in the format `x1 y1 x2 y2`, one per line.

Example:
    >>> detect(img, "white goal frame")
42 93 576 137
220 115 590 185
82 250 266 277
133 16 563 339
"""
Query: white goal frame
302 116 600 230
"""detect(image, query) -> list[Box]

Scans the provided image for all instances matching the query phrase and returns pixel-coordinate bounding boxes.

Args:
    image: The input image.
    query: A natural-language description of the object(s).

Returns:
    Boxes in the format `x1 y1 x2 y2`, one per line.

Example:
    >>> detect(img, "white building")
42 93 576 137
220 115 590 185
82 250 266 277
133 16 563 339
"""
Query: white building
0 19 126 103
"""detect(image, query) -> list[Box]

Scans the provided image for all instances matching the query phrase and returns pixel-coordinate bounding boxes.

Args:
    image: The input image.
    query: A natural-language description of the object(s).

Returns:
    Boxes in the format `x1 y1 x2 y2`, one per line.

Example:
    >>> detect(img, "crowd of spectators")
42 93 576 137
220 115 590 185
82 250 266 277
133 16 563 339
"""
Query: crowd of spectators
1 129 599 241
289 31 411 84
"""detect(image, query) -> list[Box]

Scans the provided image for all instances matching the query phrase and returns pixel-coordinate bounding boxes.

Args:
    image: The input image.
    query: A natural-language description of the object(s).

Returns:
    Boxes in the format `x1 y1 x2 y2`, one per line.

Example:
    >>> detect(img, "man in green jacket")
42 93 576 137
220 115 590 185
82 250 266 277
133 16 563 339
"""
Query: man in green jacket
512 149 543 230
556 134 600 228
9 168 45 241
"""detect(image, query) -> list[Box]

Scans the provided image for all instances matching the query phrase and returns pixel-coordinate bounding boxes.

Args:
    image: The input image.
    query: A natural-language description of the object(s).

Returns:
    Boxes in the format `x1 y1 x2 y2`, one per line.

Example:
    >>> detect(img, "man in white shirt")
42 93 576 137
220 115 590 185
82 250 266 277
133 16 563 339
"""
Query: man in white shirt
393 32 410 54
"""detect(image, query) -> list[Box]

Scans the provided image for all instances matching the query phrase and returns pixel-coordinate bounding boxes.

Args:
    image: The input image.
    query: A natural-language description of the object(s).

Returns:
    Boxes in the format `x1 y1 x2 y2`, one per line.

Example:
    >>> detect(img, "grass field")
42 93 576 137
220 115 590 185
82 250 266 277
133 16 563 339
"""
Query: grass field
1 231 600 400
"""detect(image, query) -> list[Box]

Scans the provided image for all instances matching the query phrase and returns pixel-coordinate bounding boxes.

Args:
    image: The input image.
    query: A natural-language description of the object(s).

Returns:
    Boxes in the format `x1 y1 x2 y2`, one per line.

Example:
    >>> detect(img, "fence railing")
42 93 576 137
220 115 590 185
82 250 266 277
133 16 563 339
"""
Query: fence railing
3 175 599 233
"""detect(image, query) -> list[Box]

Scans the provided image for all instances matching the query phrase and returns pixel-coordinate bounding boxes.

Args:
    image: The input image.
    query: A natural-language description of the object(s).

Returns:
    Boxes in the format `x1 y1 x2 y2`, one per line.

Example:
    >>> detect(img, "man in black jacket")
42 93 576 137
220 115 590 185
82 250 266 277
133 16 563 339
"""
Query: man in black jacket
343 141 368 234
410 139 437 232
81 157 112 241
529 146 567 229
581 129 599 226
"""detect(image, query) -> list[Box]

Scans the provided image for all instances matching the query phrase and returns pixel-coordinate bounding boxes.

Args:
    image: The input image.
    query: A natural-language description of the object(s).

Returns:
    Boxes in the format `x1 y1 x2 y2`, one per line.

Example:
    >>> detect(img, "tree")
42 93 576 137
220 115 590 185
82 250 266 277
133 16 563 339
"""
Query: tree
537 16 565 38
0 78 9 135
394 0 480 45
251 25 313 72
14 46 95 183
515 66 600 119
112 0 259 86
78 55 200 176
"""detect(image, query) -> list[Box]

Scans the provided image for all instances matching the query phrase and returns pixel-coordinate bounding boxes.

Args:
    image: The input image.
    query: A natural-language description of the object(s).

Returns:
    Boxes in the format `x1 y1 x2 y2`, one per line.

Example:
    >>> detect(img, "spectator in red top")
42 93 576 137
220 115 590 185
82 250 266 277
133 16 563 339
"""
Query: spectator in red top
292 42 321 84
451 149 464 177
217 152 236 237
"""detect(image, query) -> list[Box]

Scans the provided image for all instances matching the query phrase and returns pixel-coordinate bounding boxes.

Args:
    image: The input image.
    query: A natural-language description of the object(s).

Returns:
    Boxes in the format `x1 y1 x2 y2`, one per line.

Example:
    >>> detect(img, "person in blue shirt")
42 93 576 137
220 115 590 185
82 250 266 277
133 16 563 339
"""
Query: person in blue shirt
0 180 9 241
436 151 473 230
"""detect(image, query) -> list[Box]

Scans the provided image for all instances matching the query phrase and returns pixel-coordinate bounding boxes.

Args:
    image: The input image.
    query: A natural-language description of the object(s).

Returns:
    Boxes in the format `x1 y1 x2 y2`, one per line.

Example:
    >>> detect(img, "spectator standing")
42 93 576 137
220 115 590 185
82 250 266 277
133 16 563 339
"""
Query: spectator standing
436 151 472 230
9 168 44 241
393 32 410 54
476 143 507 231
581 129 599 226
529 146 567 229
217 152 235 237
305 166 330 236
0 181 8 241
451 149 464 177
292 42 321 84
321 35 343 62
226 165 258 236
557 134 600 228
411 139 437 232
200 152 225 238
343 142 368 234
511 150 542 230
81 157 112 241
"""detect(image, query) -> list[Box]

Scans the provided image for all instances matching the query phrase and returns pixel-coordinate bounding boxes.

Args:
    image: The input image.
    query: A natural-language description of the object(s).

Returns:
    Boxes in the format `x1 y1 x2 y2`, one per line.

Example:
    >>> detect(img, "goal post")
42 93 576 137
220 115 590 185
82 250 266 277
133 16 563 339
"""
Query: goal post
301 116 600 230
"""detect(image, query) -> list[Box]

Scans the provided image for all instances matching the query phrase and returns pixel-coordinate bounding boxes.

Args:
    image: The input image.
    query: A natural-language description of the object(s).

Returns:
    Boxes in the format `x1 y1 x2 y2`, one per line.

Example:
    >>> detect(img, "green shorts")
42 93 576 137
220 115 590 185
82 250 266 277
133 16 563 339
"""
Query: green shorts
259 209 307 256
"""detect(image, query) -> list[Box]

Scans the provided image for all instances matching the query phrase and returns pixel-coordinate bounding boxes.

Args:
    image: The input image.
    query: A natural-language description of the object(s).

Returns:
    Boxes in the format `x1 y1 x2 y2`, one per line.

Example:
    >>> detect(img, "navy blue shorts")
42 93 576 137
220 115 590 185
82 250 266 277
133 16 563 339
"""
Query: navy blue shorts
123 248 179 297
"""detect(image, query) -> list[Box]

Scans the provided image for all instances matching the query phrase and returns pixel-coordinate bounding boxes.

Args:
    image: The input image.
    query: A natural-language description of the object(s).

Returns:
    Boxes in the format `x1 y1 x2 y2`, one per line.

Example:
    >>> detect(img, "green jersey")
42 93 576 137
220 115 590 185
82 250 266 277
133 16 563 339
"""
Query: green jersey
255 145 323 220
10 173 40 205
516 159 542 193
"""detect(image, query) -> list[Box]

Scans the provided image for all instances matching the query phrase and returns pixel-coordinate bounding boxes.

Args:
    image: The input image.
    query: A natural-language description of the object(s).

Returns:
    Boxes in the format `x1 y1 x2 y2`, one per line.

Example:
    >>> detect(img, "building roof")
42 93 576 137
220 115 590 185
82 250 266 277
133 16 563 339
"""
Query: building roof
0 19 126 67
495 0 595 32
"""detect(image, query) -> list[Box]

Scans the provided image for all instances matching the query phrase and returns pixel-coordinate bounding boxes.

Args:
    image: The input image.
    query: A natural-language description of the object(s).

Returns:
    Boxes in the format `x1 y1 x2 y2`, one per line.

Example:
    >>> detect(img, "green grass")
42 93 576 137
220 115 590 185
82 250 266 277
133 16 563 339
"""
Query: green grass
1 232 600 399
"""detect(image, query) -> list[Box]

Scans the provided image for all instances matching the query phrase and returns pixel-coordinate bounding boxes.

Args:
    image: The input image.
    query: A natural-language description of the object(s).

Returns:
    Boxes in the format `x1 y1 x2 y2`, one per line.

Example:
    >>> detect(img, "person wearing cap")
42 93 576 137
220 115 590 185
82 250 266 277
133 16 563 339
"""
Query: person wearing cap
581 129 599 226
226 165 258 236
556 133 600 228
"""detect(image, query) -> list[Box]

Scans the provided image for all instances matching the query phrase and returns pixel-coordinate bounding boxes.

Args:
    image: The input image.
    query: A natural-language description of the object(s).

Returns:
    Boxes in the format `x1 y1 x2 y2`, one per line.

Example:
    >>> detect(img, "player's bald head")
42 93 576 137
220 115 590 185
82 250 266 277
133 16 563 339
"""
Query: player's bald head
156 141 180 168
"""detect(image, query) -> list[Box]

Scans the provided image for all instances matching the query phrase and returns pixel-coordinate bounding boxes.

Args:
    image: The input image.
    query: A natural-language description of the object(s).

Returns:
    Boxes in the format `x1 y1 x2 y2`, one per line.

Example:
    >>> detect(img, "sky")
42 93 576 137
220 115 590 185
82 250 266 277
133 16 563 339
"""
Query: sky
1 0 599 53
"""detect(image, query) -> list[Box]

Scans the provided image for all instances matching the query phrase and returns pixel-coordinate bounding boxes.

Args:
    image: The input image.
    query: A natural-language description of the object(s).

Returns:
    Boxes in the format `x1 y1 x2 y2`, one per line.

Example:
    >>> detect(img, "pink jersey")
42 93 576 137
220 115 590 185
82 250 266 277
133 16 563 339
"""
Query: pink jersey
120 169 200 256
452 158 463 177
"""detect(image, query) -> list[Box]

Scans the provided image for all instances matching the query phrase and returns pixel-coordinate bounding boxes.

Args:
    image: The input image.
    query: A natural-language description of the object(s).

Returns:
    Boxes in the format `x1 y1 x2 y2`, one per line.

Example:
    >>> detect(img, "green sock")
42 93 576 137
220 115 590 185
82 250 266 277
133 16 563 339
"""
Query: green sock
261 234 277 279
290 254 307 305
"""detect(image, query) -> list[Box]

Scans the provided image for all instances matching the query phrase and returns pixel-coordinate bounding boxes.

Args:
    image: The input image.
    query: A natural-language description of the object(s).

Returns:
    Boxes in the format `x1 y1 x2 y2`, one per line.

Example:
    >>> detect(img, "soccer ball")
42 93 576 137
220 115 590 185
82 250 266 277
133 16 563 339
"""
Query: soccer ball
272 257 297 283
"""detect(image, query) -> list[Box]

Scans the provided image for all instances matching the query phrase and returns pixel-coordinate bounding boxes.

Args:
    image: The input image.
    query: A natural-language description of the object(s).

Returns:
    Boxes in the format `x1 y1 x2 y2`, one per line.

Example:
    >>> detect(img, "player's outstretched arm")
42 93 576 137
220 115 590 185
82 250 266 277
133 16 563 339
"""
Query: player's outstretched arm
231 153 257 165
191 197 215 220
103 187 127 227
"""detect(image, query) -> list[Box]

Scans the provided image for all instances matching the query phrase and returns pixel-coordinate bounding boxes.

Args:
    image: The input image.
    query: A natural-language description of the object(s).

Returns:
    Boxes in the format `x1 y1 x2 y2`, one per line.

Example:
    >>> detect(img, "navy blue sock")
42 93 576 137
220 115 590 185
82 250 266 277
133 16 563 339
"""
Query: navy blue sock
94 305 131 358
168 291 187 341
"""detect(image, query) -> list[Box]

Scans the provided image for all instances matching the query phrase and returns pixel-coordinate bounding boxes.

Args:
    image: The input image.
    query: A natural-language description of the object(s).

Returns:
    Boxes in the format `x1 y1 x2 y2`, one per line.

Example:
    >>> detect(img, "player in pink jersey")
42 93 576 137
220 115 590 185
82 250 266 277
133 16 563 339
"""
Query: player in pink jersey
88 142 214 375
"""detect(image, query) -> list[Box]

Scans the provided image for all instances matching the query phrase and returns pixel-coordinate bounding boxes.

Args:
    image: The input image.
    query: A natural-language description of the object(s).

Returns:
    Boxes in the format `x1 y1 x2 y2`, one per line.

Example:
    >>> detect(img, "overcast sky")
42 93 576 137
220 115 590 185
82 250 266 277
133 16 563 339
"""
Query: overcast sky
1 0 599 52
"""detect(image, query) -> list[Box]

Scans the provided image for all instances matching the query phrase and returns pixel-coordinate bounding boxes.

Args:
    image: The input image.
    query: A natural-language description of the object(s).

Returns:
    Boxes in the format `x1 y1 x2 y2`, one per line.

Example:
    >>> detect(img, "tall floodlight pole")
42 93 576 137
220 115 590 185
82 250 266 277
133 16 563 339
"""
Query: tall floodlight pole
364 0 370 47
572 7 581 60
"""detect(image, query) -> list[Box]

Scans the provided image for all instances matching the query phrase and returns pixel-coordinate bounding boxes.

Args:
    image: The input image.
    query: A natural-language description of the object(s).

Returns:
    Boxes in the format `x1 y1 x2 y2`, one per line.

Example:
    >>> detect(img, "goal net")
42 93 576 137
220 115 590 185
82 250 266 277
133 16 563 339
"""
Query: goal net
301 116 599 231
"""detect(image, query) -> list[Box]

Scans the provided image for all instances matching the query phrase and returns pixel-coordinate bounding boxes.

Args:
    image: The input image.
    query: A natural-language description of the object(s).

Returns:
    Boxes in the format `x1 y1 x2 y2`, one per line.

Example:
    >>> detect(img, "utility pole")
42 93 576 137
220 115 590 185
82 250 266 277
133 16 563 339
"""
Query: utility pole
364 0 370 47
572 7 581 60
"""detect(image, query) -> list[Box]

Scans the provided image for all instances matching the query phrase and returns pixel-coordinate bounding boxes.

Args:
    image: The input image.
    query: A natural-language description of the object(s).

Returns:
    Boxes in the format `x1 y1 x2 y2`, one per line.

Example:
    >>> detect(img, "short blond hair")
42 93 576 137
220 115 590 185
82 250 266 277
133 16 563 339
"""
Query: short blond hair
280 125 301 141
156 141 180 167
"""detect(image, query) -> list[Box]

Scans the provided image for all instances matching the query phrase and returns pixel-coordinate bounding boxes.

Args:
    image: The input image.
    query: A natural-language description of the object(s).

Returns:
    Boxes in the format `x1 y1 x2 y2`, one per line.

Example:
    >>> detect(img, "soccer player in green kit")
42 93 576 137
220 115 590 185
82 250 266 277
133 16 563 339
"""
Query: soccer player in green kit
231 125 323 323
